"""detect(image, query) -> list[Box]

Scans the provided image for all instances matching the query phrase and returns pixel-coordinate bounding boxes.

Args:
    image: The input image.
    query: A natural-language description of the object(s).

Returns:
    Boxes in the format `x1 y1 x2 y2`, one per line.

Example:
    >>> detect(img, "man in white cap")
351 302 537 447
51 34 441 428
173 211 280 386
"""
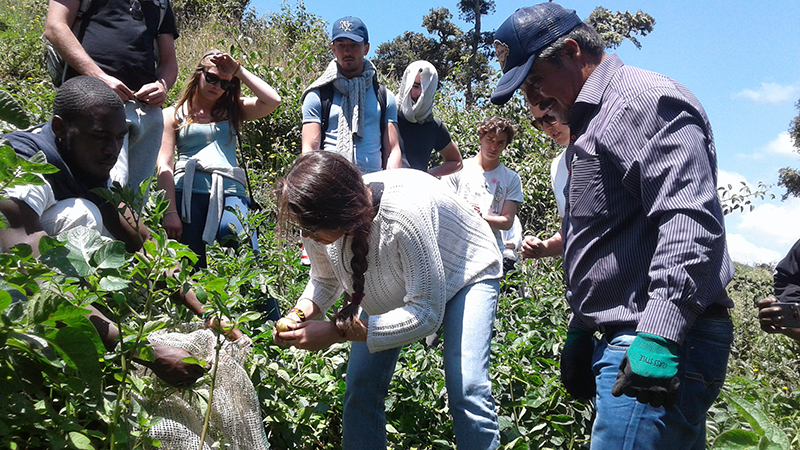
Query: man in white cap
491 3 734 448
301 16 401 174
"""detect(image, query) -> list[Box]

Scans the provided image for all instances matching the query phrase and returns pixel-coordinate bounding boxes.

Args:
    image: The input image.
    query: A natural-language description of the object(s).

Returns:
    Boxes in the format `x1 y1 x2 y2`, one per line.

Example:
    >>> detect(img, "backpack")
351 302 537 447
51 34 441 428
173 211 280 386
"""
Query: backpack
42 0 169 87
318 77 389 169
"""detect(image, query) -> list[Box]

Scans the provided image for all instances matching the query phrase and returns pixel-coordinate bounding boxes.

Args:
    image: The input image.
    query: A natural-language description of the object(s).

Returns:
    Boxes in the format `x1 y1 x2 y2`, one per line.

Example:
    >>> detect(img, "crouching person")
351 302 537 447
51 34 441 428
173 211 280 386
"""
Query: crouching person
1 76 211 387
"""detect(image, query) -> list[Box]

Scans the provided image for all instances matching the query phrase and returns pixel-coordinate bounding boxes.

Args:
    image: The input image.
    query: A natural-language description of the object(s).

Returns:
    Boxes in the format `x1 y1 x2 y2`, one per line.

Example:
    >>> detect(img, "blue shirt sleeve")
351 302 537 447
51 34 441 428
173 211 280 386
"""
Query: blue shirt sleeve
302 89 322 124
385 91 398 123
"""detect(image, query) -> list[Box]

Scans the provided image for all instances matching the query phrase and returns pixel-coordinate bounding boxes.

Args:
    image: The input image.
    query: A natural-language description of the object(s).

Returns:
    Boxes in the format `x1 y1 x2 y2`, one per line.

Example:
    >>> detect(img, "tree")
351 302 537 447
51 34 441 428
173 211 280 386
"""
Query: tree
587 7 655 50
374 6 495 107
777 100 800 200
374 8 466 83
375 3 657 108
457 0 496 104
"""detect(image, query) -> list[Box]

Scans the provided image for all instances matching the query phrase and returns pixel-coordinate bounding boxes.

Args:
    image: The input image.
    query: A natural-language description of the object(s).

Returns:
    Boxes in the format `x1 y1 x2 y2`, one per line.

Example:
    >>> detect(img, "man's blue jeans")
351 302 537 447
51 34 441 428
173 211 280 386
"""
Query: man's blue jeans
342 279 501 450
590 317 733 450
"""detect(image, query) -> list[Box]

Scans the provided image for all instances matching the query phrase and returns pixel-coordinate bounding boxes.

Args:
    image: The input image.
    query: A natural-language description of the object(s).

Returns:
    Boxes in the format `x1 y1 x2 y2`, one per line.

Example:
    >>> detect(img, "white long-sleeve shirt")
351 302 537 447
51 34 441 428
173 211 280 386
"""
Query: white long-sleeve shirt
301 169 503 352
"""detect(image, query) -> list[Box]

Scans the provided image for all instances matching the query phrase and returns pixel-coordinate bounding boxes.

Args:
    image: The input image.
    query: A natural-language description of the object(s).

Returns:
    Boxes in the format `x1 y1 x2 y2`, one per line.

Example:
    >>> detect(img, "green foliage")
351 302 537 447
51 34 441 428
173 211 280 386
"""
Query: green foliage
777 167 800 201
3 0 800 448
0 89 30 129
374 6 495 106
718 181 776 215
587 7 655 50
0 0 53 131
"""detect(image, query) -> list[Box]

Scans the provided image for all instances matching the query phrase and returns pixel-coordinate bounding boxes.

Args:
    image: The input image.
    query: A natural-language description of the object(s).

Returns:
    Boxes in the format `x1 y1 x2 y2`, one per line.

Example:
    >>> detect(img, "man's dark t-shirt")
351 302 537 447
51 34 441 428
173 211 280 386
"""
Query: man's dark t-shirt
67 0 178 92
397 115 453 171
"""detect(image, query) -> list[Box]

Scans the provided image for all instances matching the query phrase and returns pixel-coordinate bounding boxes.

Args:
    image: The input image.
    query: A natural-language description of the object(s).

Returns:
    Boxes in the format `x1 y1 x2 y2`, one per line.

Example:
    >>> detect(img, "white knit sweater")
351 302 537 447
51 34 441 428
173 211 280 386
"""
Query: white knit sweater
301 169 503 353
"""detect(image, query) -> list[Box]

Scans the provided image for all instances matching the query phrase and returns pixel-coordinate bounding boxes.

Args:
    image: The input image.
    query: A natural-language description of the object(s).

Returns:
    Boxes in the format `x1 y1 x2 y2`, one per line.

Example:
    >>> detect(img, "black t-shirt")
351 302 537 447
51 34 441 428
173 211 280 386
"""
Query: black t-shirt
67 0 178 92
775 238 800 302
397 115 453 171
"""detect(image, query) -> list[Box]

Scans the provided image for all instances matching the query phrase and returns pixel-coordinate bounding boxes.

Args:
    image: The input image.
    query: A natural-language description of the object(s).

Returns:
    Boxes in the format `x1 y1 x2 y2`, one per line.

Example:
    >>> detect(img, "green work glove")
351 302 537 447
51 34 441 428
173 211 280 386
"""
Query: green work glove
560 328 596 400
611 333 680 408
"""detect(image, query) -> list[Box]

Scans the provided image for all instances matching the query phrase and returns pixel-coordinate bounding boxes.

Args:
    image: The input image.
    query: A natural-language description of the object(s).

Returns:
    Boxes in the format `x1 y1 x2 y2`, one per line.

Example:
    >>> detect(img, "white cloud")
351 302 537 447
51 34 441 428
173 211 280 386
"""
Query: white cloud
733 82 799 104
725 198 800 266
762 132 797 156
726 233 782 266
717 169 748 191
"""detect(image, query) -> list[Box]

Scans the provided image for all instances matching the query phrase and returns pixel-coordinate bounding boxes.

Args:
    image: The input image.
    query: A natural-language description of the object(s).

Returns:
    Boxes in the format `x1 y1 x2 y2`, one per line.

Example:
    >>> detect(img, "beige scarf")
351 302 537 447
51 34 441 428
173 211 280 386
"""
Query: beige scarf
302 59 377 164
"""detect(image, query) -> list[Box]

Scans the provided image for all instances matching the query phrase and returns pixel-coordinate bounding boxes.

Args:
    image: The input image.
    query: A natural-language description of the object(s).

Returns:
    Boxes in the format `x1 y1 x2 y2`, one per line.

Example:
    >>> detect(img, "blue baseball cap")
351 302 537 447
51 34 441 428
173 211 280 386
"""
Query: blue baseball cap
491 3 583 105
331 16 369 43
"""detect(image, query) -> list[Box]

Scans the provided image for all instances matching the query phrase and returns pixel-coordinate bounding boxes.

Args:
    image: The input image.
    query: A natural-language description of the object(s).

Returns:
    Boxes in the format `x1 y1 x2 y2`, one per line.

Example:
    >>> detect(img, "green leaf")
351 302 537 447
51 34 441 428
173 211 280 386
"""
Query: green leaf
67 431 95 450
237 311 262 323
0 290 11 311
99 275 130 291
53 327 103 397
0 89 30 128
712 429 760 449
724 393 791 449
93 240 129 269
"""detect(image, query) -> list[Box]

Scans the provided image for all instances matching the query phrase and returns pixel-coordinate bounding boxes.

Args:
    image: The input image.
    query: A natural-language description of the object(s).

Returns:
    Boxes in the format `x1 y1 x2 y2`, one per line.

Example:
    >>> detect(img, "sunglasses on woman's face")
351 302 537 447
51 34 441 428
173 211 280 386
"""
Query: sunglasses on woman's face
532 113 558 131
202 69 234 90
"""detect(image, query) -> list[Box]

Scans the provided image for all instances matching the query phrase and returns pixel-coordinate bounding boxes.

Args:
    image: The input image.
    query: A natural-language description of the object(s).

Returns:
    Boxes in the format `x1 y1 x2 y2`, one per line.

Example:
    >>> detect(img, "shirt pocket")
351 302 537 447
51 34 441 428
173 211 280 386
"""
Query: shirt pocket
569 156 608 219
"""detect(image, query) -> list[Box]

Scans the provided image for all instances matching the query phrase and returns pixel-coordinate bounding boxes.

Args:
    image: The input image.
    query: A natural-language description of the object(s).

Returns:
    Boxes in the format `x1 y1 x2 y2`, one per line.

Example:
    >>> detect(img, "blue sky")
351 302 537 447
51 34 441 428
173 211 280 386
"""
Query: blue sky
252 0 800 265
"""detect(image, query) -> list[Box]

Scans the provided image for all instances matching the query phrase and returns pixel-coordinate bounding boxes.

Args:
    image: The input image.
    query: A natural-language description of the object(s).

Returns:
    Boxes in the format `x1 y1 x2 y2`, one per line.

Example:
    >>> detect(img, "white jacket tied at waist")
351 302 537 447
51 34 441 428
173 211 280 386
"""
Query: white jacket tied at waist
175 157 247 244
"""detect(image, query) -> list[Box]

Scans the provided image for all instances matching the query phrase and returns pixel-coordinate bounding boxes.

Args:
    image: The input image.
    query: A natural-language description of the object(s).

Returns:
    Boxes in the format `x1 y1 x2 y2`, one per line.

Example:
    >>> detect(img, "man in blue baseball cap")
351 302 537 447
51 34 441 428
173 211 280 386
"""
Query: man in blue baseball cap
492 3 734 449
300 16 401 174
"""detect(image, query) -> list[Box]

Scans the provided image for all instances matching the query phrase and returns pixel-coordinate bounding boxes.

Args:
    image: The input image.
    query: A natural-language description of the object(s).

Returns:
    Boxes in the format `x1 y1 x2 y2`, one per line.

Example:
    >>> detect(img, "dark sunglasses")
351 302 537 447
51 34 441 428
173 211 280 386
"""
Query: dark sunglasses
129 0 143 20
532 114 558 131
202 69 234 90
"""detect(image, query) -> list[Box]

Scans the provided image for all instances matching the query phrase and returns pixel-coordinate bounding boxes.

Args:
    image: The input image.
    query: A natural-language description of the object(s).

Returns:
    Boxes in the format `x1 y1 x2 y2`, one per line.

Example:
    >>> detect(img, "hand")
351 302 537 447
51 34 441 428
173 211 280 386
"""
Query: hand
147 341 206 388
135 81 167 107
205 315 244 341
521 235 546 259
560 328 596 400
758 296 800 340
98 73 135 101
209 52 241 77
163 211 183 240
273 320 343 351
611 333 680 408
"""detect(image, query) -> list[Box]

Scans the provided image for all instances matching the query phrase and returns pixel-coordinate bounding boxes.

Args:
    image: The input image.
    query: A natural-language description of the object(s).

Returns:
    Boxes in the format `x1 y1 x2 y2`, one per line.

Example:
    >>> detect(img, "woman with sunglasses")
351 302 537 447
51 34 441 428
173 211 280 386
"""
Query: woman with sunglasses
157 50 280 267
521 104 570 260
273 151 503 449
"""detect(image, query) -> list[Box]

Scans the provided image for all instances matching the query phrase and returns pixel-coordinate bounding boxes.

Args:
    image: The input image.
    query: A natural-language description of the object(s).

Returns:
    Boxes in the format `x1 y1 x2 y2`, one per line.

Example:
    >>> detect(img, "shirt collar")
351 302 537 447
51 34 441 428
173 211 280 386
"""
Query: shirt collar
569 53 624 136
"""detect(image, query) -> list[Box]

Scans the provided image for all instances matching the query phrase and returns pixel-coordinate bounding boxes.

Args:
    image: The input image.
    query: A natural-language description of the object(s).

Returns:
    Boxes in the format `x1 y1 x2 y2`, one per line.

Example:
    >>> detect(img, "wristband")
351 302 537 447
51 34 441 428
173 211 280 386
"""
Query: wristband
288 307 306 322
233 61 242 76
201 310 213 323
165 210 178 216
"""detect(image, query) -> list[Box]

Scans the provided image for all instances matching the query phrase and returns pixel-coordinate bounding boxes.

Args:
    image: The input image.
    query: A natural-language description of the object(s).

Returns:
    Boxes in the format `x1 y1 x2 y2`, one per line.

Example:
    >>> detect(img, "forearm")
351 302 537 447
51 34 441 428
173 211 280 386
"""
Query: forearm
428 159 461 177
383 123 402 169
301 123 322 153
155 36 177 92
483 214 513 231
238 66 281 120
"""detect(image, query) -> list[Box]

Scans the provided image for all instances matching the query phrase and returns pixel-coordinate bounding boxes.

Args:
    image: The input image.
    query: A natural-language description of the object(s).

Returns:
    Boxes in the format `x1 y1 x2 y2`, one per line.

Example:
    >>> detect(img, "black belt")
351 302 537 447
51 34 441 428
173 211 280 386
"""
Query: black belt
597 303 730 337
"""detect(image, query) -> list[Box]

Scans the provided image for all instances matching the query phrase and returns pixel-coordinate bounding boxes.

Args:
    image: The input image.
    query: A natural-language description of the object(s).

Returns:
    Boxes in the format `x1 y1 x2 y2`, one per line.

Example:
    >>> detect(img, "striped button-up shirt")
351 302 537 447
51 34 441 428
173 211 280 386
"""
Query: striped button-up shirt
563 54 734 344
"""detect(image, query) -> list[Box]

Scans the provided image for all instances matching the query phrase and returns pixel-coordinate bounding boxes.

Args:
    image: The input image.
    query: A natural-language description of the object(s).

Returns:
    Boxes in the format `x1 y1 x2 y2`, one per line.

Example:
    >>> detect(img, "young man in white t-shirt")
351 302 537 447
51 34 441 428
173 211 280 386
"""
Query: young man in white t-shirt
445 116 523 251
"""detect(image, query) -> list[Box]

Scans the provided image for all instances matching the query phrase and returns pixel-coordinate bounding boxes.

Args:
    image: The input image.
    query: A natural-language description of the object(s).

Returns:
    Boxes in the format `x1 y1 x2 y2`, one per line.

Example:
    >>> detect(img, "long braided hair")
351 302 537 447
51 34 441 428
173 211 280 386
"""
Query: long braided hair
275 152 376 336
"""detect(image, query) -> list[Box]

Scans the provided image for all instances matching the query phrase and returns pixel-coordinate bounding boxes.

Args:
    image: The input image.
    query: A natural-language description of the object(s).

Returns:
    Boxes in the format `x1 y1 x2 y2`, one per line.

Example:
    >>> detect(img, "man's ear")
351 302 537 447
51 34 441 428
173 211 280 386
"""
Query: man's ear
562 39 581 60
364 42 370 55
51 115 66 140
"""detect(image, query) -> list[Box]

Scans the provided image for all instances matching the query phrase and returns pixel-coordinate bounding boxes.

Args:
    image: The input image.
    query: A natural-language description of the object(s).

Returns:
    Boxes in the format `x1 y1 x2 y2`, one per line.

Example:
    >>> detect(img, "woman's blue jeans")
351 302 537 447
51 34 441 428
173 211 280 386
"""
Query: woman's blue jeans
342 278 501 450
590 317 733 450
175 192 257 268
